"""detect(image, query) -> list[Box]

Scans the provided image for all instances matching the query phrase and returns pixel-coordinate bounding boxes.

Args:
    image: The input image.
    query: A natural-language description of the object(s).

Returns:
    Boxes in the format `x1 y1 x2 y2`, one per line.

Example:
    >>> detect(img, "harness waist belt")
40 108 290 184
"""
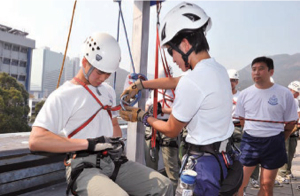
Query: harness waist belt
187 139 229 154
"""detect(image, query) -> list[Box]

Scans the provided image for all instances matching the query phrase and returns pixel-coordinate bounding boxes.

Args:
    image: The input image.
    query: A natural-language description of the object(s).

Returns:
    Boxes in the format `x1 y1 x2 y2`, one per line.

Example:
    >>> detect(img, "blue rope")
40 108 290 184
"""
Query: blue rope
118 1 135 74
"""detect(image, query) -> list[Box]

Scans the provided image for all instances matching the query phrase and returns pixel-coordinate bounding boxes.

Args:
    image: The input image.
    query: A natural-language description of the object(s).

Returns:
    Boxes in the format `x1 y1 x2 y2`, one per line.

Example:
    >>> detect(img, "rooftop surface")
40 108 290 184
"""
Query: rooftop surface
2 133 300 195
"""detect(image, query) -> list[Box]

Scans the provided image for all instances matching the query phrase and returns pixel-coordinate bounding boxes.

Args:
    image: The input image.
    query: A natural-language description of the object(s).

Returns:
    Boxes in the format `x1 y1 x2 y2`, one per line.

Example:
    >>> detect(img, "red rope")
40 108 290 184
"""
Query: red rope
232 116 299 125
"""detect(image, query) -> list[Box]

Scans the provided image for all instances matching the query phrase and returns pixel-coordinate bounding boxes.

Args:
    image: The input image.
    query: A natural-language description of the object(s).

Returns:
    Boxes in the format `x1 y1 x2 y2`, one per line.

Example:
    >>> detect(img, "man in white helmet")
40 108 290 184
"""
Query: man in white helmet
29 32 173 196
120 2 241 195
144 67 180 188
277 80 300 183
235 56 298 196
227 69 242 144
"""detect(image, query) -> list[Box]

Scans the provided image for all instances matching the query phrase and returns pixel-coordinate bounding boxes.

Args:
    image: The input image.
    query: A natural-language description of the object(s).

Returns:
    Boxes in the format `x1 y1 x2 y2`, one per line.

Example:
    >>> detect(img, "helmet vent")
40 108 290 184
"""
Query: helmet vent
94 42 96 45
86 53 89 56
92 48 94 51
183 13 200 22
97 46 100 50
96 54 102 61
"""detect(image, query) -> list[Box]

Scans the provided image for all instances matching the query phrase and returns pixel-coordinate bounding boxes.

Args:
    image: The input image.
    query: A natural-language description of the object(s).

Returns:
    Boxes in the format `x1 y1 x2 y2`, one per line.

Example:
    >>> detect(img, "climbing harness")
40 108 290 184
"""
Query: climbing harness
65 140 128 196
68 77 122 138
179 137 243 196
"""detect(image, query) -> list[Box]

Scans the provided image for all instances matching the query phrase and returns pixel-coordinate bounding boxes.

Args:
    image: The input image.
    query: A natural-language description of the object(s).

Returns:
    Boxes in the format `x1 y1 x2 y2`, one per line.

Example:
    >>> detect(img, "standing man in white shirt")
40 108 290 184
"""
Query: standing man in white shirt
235 56 298 196
119 2 239 195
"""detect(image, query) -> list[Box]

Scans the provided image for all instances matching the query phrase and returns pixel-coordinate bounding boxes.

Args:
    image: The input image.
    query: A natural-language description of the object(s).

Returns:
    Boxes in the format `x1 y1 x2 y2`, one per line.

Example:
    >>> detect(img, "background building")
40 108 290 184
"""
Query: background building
0 23 35 91
29 47 80 98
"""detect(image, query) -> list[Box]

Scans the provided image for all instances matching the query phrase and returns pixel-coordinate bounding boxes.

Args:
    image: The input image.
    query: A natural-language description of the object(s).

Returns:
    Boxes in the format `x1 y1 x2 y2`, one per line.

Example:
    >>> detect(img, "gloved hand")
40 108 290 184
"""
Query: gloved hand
120 79 144 102
147 102 162 116
87 136 121 152
119 106 146 122
107 139 126 161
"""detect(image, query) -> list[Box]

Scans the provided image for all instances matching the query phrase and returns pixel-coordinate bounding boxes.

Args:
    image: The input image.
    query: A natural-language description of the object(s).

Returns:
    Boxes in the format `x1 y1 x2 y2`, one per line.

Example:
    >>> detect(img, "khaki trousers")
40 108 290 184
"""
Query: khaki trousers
66 154 173 196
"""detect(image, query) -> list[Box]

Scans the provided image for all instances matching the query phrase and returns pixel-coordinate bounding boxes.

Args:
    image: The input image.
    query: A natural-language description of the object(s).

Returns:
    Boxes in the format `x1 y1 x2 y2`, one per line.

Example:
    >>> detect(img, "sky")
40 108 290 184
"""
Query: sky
1 0 300 77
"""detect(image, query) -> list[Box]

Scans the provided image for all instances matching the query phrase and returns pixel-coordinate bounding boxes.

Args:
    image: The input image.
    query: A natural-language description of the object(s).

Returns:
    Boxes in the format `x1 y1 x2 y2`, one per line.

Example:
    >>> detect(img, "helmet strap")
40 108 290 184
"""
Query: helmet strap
168 42 195 70
82 66 95 82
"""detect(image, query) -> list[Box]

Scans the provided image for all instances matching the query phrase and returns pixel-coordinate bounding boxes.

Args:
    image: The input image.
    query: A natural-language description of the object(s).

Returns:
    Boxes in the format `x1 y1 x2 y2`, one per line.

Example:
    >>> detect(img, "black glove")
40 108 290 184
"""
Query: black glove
87 136 120 152
148 102 162 116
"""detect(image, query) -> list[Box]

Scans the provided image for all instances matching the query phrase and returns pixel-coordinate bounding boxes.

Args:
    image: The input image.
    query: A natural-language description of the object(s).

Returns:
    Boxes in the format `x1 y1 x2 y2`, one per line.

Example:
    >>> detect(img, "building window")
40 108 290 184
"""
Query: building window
11 74 18 79
20 61 27 67
12 59 19 66
12 45 20 52
21 47 28 53
3 58 11 65
18 75 26 81
4 43 11 50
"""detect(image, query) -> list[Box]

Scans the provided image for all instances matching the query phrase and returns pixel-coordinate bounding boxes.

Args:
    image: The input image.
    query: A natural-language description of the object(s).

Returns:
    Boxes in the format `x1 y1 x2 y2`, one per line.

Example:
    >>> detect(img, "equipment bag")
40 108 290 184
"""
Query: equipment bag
219 160 243 196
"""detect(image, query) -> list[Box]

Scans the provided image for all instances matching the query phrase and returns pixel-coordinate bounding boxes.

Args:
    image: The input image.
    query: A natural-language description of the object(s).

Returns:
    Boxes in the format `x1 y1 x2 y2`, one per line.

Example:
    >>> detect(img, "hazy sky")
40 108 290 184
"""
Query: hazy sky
1 0 300 77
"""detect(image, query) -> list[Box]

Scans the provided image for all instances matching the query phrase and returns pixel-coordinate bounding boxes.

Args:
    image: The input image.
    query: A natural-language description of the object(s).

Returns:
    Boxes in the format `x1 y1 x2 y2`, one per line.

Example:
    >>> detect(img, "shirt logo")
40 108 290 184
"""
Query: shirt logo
268 95 278 105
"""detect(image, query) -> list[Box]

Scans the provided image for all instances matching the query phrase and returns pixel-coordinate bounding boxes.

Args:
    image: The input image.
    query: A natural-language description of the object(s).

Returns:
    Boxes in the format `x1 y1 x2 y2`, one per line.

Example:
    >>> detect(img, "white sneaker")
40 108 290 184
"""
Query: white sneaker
274 180 283 187
250 178 260 188
277 176 290 184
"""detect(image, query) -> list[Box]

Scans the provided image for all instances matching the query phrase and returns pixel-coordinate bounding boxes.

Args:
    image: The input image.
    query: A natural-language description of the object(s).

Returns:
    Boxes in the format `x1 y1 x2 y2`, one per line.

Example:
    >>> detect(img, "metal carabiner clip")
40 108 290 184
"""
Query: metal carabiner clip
120 93 141 110
150 147 156 162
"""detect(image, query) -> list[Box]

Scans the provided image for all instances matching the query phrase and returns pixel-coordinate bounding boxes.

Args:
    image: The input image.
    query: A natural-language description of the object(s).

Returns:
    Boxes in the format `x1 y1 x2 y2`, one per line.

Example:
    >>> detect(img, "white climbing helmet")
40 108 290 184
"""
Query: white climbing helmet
227 69 239 80
160 2 212 46
82 32 121 73
288 80 300 93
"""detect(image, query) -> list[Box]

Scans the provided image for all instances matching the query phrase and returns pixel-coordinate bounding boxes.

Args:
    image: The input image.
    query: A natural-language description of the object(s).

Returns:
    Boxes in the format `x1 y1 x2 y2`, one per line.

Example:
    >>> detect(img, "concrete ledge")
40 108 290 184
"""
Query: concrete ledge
0 144 65 195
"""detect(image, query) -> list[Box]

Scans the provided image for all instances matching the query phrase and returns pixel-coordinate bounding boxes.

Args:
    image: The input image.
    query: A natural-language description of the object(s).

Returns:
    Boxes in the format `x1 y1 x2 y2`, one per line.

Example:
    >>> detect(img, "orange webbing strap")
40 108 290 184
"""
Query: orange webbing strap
68 77 122 138
68 108 101 138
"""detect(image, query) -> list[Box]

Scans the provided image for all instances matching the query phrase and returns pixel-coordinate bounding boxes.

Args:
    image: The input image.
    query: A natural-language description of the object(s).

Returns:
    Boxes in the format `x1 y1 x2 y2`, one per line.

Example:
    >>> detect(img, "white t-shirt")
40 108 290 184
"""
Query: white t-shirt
235 84 298 137
172 58 234 145
33 81 118 139
232 90 240 123
146 89 174 120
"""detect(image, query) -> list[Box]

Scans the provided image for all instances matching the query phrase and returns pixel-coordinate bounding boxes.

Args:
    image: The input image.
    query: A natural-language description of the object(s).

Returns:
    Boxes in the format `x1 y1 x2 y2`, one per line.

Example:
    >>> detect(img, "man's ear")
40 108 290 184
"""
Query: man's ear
82 57 88 68
269 69 274 76
181 38 192 53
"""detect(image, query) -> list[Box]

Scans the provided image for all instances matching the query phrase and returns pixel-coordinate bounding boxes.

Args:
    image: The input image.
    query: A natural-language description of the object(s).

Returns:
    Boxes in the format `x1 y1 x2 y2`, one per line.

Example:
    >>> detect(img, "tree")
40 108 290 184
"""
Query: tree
0 72 30 133
30 100 45 123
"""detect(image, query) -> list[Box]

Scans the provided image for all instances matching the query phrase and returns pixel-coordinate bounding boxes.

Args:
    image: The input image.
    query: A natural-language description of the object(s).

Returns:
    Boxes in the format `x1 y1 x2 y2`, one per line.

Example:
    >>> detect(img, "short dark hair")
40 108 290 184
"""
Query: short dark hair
251 56 274 70
168 25 210 54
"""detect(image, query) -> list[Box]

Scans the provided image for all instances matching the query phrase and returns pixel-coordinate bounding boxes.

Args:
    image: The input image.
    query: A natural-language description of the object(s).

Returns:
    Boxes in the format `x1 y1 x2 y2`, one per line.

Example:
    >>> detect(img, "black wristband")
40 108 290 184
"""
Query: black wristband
87 136 106 151
87 138 95 151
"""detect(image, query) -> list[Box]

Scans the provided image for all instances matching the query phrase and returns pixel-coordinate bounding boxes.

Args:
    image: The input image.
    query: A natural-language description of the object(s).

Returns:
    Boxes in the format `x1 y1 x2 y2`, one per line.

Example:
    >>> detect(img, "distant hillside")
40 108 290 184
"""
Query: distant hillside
238 53 300 90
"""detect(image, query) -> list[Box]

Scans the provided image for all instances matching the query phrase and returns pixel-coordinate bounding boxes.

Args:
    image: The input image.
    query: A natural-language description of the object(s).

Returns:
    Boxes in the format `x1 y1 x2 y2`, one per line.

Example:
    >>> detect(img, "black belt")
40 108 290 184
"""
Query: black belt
187 142 221 155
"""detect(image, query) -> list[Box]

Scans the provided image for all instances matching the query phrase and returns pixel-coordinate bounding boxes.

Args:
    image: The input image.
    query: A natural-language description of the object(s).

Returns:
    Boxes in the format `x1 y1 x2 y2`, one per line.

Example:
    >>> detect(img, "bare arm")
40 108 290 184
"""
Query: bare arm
112 117 122 137
29 126 88 153
284 121 297 140
142 77 181 90
162 107 172 115
147 114 187 138
239 117 245 128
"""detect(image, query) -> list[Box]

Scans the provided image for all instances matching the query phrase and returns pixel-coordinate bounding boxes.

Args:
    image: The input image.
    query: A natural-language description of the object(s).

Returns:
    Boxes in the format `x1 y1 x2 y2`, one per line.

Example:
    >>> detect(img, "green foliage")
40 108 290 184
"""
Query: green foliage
35 100 45 116
0 72 30 133
29 100 45 123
